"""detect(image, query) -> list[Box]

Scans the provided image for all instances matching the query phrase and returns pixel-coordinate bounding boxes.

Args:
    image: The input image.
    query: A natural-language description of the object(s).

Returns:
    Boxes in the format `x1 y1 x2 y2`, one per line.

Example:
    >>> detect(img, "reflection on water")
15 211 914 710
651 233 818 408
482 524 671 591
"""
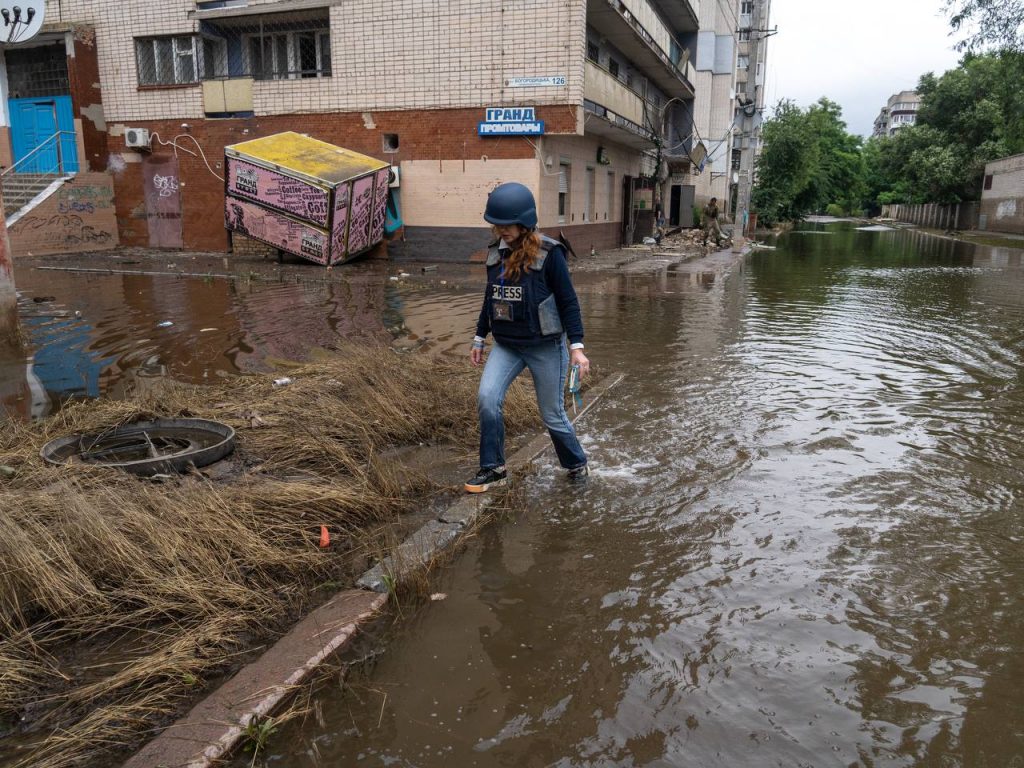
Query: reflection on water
244 223 1024 767
1 262 481 419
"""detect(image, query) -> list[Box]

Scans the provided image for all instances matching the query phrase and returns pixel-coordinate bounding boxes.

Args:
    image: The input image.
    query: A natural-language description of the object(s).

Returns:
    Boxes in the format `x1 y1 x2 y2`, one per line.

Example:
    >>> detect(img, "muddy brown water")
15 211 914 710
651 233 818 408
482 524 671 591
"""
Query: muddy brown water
245 224 1020 767
4 223 1024 766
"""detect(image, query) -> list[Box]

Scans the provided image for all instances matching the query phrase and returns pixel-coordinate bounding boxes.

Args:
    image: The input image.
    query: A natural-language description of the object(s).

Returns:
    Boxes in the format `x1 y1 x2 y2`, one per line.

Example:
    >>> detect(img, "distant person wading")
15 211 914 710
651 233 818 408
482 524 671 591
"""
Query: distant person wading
703 196 724 247
465 182 590 493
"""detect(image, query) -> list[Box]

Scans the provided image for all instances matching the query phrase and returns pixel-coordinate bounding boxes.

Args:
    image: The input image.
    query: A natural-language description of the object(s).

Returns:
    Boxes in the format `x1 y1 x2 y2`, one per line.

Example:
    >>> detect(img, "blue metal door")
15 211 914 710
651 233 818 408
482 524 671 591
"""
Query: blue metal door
9 96 78 174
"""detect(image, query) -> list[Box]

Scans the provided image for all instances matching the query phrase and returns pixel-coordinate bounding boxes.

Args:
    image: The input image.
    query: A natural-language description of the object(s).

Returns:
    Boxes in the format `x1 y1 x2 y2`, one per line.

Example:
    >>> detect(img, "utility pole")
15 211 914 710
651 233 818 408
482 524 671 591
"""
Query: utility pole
732 1 767 253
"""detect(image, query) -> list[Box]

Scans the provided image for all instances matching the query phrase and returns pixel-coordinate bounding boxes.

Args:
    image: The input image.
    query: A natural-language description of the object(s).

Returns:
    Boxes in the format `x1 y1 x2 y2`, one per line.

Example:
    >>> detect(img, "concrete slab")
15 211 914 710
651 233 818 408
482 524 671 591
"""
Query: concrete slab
356 520 463 592
122 590 385 768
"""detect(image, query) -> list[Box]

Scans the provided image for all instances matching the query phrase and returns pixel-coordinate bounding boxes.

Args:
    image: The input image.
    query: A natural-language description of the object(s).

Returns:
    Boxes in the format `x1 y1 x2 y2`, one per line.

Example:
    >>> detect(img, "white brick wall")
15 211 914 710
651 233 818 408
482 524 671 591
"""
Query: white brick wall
984 154 1024 199
51 0 587 122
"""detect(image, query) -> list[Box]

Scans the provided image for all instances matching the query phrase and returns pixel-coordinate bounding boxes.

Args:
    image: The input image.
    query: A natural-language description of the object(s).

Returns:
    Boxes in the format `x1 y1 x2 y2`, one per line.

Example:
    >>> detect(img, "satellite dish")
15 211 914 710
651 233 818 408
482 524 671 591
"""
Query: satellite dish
0 0 45 44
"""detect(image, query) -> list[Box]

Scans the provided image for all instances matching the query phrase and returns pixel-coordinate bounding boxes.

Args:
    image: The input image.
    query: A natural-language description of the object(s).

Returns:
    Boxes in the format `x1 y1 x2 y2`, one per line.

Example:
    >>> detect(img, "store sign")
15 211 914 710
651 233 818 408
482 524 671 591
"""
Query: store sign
478 106 545 136
505 76 566 88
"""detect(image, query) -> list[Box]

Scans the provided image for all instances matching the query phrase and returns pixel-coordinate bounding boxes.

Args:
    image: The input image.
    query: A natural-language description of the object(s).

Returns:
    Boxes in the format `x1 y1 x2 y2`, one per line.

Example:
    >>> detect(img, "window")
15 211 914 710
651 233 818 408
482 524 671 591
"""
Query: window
670 39 683 66
741 1 754 13
245 30 331 80
984 174 993 190
558 163 571 225
737 55 749 70
738 29 750 42
587 41 599 63
136 35 202 85
608 58 619 78
202 37 227 79
732 148 742 171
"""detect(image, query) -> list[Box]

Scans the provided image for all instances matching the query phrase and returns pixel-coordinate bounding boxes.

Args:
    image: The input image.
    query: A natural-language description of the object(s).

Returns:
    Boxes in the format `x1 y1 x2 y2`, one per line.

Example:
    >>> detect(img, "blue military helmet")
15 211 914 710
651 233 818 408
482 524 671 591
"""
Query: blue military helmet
484 182 538 230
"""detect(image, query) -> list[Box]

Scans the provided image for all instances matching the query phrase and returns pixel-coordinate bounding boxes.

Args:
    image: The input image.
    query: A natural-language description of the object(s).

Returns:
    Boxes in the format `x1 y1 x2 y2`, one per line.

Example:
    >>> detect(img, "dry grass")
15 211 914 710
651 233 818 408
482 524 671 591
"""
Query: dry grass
0 344 538 768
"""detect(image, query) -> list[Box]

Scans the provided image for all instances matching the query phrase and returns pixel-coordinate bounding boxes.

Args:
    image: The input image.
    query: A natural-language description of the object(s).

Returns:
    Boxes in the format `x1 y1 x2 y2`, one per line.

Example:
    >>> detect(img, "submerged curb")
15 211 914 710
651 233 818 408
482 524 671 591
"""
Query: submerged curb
122 590 386 768
121 372 624 768
356 371 627 592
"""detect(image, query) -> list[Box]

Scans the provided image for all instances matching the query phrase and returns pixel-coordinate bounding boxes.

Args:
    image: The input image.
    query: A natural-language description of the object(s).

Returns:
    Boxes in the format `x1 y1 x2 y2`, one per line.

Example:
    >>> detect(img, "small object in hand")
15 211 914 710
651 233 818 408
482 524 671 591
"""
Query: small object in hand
568 364 583 413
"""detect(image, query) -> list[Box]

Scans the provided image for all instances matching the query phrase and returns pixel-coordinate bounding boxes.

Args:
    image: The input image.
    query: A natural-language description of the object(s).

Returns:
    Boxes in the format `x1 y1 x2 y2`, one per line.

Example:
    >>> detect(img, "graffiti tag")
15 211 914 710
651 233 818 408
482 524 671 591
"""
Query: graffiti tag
153 174 179 198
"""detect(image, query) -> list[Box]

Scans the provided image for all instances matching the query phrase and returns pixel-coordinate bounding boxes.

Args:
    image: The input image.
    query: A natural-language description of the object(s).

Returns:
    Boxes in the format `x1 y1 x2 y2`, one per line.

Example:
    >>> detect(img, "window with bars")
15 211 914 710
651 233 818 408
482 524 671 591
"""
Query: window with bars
245 30 331 80
136 36 203 85
5 44 70 97
136 15 331 85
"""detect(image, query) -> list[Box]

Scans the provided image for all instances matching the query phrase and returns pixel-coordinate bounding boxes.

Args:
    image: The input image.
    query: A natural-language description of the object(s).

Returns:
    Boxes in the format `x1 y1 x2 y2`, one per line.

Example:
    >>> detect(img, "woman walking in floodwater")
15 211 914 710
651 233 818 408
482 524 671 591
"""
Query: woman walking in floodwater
465 182 590 493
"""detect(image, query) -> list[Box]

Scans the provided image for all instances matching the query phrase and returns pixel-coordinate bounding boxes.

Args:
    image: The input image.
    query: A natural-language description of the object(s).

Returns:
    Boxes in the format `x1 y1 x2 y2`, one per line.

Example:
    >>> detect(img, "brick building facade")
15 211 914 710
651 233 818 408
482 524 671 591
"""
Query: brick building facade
2 0 707 259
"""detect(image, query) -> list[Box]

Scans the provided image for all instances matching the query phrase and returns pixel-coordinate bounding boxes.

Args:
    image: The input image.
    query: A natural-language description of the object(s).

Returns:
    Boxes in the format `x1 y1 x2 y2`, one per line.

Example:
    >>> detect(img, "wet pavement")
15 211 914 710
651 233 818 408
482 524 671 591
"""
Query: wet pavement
6 224 1024 767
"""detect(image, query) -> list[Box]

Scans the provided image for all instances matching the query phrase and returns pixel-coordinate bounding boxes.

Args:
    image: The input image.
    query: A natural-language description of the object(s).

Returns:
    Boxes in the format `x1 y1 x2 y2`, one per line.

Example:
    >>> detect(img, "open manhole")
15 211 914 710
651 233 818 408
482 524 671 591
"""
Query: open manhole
41 418 236 476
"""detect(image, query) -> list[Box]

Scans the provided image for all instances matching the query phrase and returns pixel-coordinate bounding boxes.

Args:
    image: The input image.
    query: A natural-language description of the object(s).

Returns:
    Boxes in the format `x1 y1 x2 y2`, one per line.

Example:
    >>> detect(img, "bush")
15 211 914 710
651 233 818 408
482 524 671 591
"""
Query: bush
692 205 702 228
825 203 846 217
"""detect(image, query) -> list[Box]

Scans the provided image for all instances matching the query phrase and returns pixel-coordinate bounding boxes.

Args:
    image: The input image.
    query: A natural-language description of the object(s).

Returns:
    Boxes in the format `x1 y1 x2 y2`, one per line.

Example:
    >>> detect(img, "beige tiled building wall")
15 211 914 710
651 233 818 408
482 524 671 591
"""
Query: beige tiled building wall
49 0 588 122
537 135 641 229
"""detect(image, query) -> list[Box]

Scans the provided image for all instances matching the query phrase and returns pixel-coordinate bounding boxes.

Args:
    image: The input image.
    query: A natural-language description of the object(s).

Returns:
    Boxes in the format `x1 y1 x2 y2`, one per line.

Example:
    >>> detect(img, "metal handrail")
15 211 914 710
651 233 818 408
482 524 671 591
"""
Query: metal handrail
1 130 75 177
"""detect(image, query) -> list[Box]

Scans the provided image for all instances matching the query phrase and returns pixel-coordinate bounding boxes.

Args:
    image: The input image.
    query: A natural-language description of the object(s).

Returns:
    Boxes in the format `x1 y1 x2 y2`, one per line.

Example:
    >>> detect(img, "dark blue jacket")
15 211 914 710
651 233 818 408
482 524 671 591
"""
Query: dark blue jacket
475 235 584 346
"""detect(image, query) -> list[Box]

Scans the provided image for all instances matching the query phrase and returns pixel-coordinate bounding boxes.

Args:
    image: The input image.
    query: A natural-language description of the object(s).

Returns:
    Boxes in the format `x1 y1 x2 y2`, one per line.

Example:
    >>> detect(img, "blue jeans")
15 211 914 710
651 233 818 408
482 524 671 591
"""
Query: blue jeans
478 338 587 470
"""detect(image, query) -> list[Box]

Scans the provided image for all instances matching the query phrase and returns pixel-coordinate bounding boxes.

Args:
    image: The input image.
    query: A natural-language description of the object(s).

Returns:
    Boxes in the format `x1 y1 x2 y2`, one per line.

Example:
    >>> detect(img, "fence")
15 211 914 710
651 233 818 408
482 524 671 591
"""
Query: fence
881 202 980 232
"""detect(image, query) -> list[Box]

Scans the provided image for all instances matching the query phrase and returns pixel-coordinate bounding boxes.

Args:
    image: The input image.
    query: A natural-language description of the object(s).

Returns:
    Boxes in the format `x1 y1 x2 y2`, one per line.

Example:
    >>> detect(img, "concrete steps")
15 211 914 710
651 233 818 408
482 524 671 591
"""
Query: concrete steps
2 173 69 218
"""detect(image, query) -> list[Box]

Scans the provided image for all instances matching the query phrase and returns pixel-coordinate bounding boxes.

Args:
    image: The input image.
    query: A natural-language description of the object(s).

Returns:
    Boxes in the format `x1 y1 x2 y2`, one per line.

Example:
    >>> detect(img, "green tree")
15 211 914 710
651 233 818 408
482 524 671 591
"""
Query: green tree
752 98 864 224
866 51 1024 206
945 0 1024 51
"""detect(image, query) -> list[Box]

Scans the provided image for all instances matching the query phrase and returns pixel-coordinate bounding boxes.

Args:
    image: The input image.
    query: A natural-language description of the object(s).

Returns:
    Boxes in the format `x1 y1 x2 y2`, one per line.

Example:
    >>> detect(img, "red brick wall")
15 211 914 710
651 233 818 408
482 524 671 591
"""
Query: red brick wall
68 27 108 173
106 105 579 252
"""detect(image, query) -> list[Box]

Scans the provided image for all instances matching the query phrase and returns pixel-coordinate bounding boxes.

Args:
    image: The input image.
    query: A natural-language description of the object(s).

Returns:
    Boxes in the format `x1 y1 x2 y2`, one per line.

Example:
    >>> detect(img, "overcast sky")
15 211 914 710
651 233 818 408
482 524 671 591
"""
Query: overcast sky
763 0 966 137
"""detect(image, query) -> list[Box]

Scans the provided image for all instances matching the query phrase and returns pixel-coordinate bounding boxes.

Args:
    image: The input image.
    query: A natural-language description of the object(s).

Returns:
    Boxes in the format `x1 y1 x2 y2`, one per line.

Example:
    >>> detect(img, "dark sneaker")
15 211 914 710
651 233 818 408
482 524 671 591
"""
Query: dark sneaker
464 467 507 493
567 465 589 482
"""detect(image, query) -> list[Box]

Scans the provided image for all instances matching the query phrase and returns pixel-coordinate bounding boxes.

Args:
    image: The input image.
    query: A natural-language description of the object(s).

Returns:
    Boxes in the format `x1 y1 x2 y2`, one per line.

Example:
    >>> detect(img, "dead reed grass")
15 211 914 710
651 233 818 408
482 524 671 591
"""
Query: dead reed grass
0 344 538 768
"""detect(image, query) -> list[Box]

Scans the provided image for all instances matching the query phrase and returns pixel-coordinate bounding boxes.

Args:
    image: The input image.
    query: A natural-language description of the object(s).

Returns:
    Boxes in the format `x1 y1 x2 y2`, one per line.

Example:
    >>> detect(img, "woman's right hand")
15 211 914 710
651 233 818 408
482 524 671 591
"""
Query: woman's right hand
471 346 485 366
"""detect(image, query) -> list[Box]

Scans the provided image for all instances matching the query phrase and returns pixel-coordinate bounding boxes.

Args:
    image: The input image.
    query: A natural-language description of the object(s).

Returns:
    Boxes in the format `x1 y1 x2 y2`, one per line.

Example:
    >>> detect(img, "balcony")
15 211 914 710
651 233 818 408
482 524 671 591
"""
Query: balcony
587 0 696 100
583 60 657 150
652 0 700 31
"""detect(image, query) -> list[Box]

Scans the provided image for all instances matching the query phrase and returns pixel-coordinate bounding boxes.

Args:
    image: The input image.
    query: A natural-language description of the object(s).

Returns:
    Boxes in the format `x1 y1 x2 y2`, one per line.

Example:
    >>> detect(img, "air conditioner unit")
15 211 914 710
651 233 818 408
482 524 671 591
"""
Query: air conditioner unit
124 127 151 149
388 166 401 188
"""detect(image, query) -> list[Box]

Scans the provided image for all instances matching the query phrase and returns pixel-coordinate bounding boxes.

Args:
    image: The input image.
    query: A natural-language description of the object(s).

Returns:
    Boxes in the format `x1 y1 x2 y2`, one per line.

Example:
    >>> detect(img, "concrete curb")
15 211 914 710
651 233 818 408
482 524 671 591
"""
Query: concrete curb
355 371 627 592
121 372 625 767
122 590 386 768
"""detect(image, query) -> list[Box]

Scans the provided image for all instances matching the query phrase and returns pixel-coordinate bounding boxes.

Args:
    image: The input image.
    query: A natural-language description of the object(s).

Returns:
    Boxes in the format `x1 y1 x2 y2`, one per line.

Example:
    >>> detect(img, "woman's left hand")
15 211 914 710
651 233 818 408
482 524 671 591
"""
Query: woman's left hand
570 348 590 378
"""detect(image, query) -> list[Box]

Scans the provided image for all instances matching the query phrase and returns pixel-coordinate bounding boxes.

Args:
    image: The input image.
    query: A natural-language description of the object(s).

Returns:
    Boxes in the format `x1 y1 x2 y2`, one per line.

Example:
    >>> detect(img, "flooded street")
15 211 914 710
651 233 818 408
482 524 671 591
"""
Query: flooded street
5 222 1024 766
250 224 1022 767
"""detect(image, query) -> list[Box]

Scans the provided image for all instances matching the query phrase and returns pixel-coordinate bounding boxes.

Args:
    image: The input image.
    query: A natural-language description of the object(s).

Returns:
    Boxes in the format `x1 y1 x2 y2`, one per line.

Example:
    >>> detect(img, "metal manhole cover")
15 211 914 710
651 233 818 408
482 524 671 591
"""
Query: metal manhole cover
41 418 236 476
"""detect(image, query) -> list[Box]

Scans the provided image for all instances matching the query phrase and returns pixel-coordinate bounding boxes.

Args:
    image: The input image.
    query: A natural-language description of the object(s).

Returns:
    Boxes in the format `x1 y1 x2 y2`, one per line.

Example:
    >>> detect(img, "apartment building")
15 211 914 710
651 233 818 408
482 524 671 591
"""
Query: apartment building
671 0 737 224
0 0 702 259
872 90 920 138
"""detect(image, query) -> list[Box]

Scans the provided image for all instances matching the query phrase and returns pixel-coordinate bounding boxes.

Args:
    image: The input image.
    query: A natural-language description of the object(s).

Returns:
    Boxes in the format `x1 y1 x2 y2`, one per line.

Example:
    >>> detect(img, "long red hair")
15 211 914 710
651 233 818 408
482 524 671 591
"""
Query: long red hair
497 228 541 280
